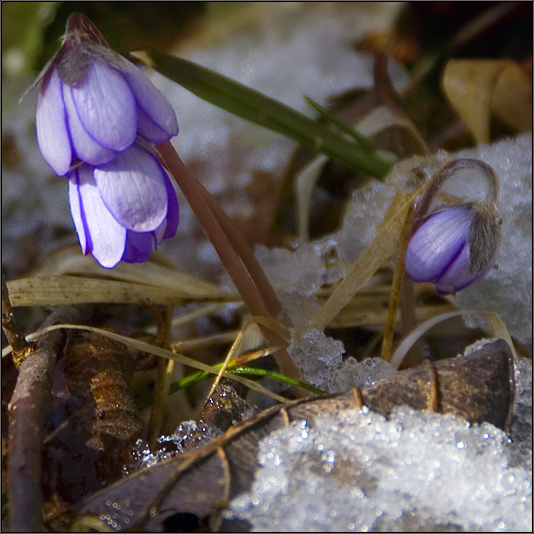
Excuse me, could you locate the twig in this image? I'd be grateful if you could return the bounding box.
[2,272,29,361]
[147,304,175,448]
[8,336,58,531]
[5,302,80,532]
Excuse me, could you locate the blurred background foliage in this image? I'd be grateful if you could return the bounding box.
[2,2,206,79]
[3,2,530,133]
[2,1,532,80]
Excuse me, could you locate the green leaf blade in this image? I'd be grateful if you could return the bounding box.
[146,51,392,178]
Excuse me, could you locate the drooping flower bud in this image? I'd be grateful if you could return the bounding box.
[405,159,501,295]
[27,13,180,268]
[33,13,178,176]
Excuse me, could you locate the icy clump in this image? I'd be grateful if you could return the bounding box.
[287,329,345,389]
[326,357,397,394]
[158,420,220,454]
[226,406,532,532]
[253,243,332,296]
[132,439,175,470]
[220,242,336,297]
[131,421,221,471]
[277,292,323,330]
[221,240,343,327]
[328,133,533,343]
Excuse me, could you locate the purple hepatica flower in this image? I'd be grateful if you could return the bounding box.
[68,142,179,268]
[34,13,178,176]
[405,204,500,295]
[28,13,181,267]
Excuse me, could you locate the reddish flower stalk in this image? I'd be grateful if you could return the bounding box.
[157,141,305,389]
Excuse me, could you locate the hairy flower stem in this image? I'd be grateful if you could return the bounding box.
[157,142,305,390]
[413,158,499,227]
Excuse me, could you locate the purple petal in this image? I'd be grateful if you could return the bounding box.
[71,61,137,152]
[435,245,494,294]
[153,174,179,245]
[36,69,72,175]
[137,106,177,144]
[63,83,117,166]
[76,163,127,268]
[153,223,166,247]
[94,144,168,232]
[68,168,91,254]
[162,174,179,240]
[122,232,153,263]
[120,60,178,141]
[405,207,475,282]
[434,245,474,294]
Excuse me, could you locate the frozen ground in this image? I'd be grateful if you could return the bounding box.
[229,127,532,531]
[225,352,532,532]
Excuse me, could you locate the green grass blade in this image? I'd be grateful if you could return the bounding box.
[303,95,397,165]
[228,367,326,396]
[136,365,325,410]
[146,51,392,178]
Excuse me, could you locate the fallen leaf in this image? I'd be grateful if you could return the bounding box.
[42,331,144,507]
[441,59,532,144]
[57,339,514,532]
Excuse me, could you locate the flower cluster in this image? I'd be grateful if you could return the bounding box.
[32,13,179,267]
[405,159,501,295]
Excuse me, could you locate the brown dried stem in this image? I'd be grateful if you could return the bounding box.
[397,205,423,369]
[381,204,414,362]
[2,271,29,360]
[148,304,175,448]
[8,337,58,532]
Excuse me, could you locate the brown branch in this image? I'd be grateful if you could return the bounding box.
[6,306,80,532]
[8,336,58,532]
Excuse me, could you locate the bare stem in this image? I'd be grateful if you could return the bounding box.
[156,142,305,389]
[8,338,58,532]
[148,305,175,448]
[381,205,414,362]
[398,274,423,369]
[398,207,423,369]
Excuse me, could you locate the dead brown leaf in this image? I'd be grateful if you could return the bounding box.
[55,338,514,532]
[441,59,532,144]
